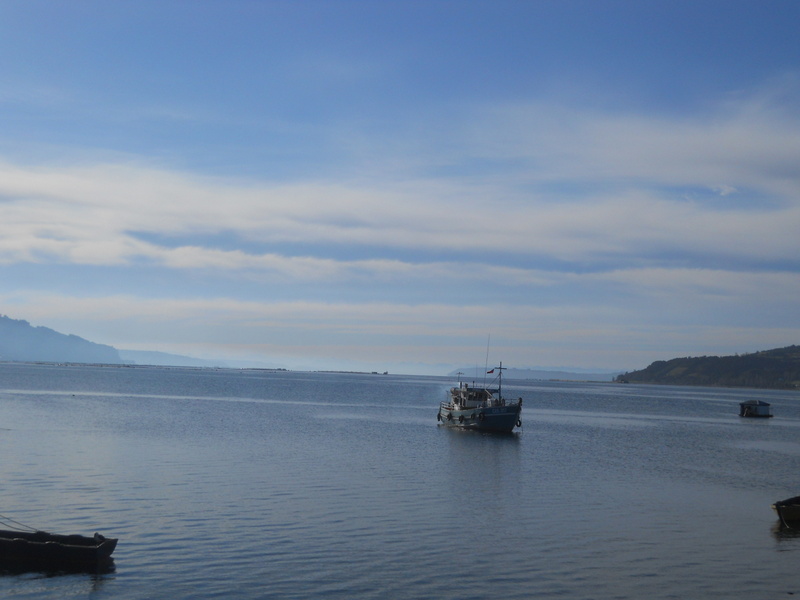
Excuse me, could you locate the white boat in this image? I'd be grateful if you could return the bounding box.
[437,363,523,433]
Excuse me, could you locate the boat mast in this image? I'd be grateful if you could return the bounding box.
[497,362,506,401]
[483,334,491,388]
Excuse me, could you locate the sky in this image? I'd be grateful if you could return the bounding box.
[1,1,799,375]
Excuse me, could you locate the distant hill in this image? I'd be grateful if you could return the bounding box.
[449,366,619,382]
[616,346,800,389]
[118,349,229,368]
[0,315,122,364]
[0,314,272,369]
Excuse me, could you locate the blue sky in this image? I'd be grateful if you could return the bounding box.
[1,1,799,375]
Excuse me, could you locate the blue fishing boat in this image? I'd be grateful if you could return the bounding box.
[437,363,523,433]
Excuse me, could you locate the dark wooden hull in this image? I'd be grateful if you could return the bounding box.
[0,529,117,567]
[773,496,800,526]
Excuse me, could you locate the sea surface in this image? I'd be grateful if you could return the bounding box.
[1,362,799,599]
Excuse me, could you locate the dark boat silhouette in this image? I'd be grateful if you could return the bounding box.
[0,529,117,568]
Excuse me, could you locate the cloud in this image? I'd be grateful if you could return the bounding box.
[1,136,798,279]
[472,84,800,199]
[711,184,737,197]
[1,81,799,371]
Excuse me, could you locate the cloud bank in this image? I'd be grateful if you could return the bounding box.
[1,17,799,373]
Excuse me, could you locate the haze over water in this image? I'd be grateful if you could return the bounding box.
[1,362,799,599]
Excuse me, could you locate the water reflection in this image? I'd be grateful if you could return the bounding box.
[441,426,522,512]
[772,521,800,541]
[0,557,115,597]
[4,365,800,599]
[0,558,115,577]
[440,424,522,442]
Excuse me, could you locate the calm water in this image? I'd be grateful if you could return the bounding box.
[1,362,799,599]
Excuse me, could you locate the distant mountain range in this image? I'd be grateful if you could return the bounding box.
[8,314,795,388]
[0,315,122,364]
[449,366,620,382]
[616,346,800,389]
[0,315,224,367]
[117,349,229,368]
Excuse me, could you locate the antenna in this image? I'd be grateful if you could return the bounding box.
[497,361,506,400]
[483,333,491,387]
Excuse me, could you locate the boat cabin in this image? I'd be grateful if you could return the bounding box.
[739,399,773,418]
[450,382,498,409]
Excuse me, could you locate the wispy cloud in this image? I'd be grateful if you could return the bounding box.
[2,82,799,274]
[2,56,799,371]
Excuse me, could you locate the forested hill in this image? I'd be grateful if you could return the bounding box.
[616,346,800,389]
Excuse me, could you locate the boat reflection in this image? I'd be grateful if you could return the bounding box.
[0,557,115,577]
[771,521,800,541]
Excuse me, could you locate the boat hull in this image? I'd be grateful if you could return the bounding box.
[0,530,117,567]
[437,404,522,433]
[739,400,772,418]
[773,496,800,526]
